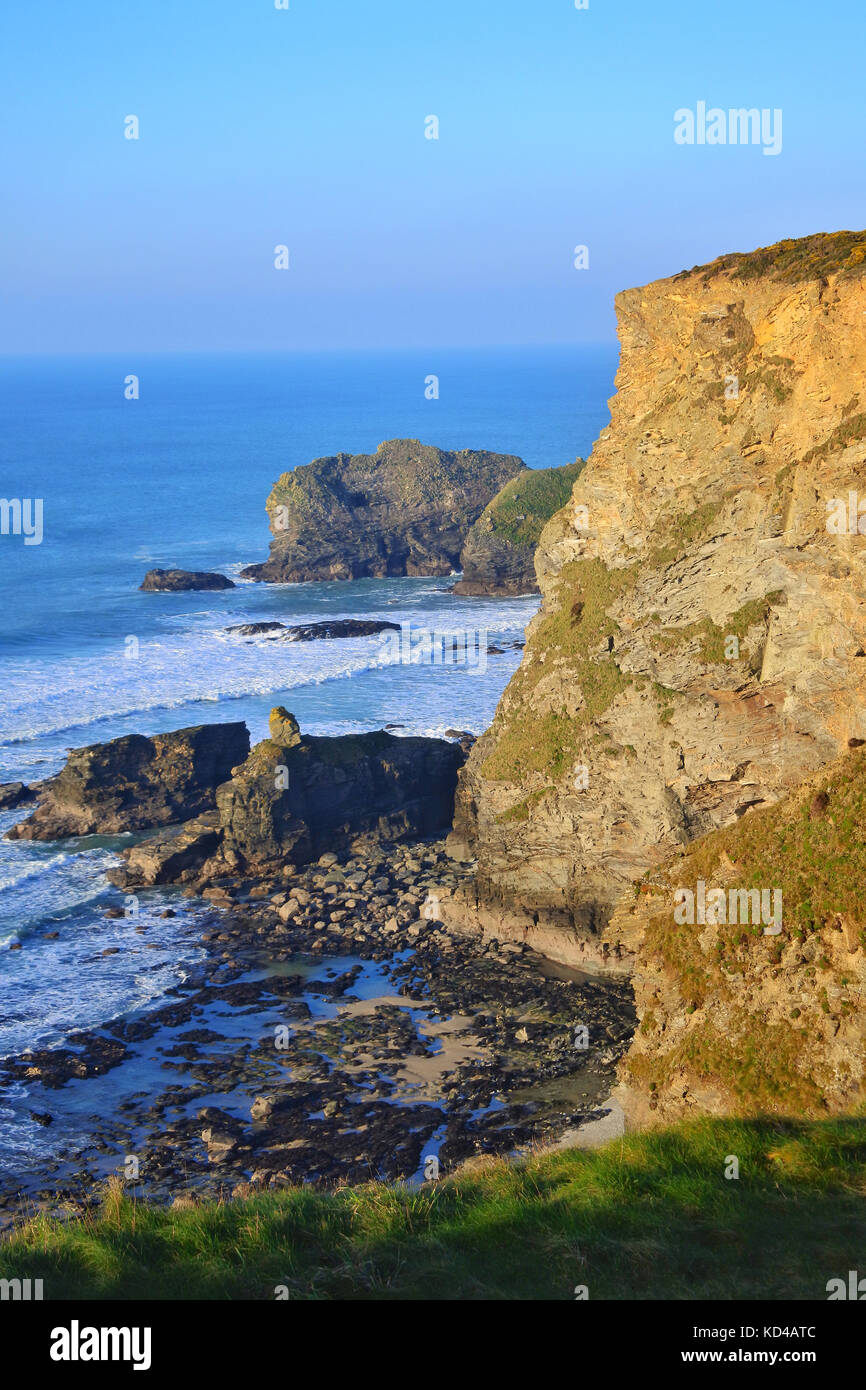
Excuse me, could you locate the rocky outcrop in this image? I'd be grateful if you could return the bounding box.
[7,723,250,841]
[215,721,465,871]
[612,749,866,1123]
[141,569,235,591]
[452,461,584,596]
[444,229,866,970]
[0,783,33,810]
[240,439,525,583]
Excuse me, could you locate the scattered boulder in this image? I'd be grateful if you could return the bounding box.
[7,723,250,841]
[140,569,235,592]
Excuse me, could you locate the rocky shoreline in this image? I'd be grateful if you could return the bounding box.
[0,835,634,1225]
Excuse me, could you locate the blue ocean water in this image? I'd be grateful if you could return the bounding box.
[0,345,616,1065]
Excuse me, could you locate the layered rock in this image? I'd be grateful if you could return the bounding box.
[240,439,525,583]
[7,723,250,840]
[140,569,235,591]
[445,230,866,970]
[452,461,584,596]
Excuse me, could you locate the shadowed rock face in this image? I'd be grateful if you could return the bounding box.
[140,569,235,591]
[215,728,465,869]
[444,231,866,970]
[6,723,250,840]
[240,439,525,583]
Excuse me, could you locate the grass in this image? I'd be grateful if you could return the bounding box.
[2,1117,864,1300]
[482,559,634,781]
[485,461,585,548]
[624,749,866,1112]
[649,592,784,669]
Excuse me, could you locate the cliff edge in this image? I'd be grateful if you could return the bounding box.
[445,230,866,974]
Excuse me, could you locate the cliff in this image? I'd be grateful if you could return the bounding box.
[613,748,866,1122]
[240,439,525,583]
[451,461,584,596]
[445,229,866,973]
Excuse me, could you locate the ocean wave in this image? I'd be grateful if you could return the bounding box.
[0,599,533,747]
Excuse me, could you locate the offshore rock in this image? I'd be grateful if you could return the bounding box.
[452,461,584,596]
[7,723,250,841]
[240,439,525,582]
[140,568,235,591]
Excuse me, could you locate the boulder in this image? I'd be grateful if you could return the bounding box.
[268,707,301,746]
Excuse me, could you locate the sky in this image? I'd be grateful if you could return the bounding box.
[1,0,864,353]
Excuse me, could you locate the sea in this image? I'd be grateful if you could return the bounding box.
[0,345,616,1181]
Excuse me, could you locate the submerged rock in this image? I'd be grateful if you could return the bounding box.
[281,619,400,641]
[140,569,235,592]
[7,722,250,841]
[240,438,525,583]
[225,621,286,636]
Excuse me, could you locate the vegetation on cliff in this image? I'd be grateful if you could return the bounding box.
[619,750,866,1117]
[452,460,585,596]
[680,228,866,284]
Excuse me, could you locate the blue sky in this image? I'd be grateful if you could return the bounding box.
[1,0,864,352]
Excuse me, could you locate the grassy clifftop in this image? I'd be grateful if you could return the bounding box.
[2,1116,864,1299]
[679,228,866,284]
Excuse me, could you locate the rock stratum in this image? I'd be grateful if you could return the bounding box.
[445,229,866,1008]
[452,461,585,596]
[240,439,525,582]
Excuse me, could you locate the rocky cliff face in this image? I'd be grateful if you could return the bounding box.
[445,230,866,972]
[241,439,525,583]
[452,461,584,596]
